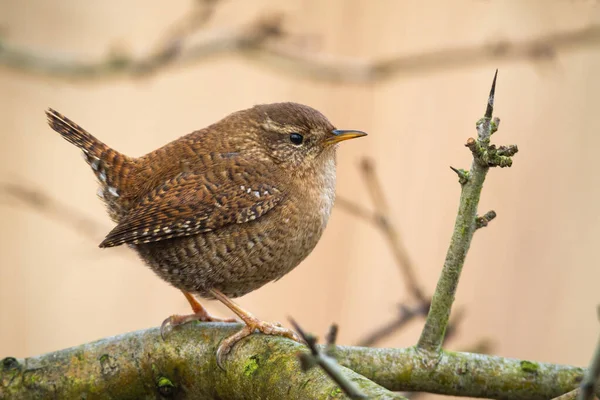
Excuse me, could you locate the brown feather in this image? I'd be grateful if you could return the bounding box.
[100,170,283,247]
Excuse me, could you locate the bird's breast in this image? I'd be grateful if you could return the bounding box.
[289,155,337,237]
[315,157,337,228]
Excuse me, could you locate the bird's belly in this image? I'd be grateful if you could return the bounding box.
[132,211,325,298]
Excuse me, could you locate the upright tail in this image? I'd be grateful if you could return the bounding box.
[46,108,110,158]
[46,108,134,199]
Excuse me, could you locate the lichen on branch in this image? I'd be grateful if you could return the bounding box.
[0,324,402,400]
[1,324,593,400]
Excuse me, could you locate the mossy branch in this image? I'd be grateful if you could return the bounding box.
[554,388,581,400]
[335,346,592,400]
[1,324,595,400]
[0,324,402,400]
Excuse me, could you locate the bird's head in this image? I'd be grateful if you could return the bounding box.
[226,102,366,174]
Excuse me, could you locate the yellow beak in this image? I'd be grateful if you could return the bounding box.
[324,129,368,145]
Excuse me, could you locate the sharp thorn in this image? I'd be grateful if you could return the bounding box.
[485,69,498,119]
[450,166,469,184]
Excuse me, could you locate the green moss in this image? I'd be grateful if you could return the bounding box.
[490,120,499,134]
[396,358,414,383]
[23,371,41,386]
[156,376,176,396]
[329,386,343,398]
[520,360,539,374]
[244,355,260,377]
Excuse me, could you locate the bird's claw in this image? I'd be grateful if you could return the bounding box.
[215,319,304,370]
[161,316,176,340]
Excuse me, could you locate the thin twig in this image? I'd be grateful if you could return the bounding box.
[359,159,426,302]
[337,159,435,347]
[475,210,497,229]
[357,303,429,347]
[289,319,370,400]
[417,70,518,352]
[335,196,377,225]
[578,306,600,400]
[337,159,431,347]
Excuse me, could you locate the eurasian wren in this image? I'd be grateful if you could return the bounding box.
[46,102,366,366]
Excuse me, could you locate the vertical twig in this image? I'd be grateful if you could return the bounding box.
[578,306,600,400]
[417,70,518,352]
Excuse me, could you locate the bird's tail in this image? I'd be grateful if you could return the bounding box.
[45,108,134,196]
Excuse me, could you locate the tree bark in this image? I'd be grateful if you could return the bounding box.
[2,323,595,400]
[0,323,402,400]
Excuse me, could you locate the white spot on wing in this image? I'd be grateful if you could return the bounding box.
[108,186,119,197]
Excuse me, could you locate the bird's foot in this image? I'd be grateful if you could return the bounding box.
[161,311,237,339]
[160,312,238,340]
[208,288,304,369]
[215,314,304,369]
[161,290,237,339]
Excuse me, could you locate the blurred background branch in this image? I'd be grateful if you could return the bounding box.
[337,159,474,350]
[0,182,108,242]
[1,1,600,82]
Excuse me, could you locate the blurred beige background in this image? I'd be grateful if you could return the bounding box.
[1,0,600,398]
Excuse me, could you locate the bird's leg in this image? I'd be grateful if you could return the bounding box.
[161,290,237,339]
[209,288,304,369]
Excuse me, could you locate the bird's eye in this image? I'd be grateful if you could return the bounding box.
[289,133,304,145]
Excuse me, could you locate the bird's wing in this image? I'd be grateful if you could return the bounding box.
[99,170,283,248]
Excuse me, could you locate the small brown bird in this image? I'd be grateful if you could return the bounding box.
[46,103,366,366]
